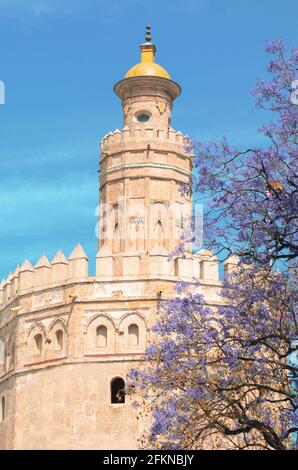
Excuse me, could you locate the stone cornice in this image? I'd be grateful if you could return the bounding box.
[100,161,191,178]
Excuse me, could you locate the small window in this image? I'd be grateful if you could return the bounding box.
[55,330,64,351]
[34,334,43,356]
[1,396,5,422]
[128,324,139,347]
[111,377,125,404]
[96,325,107,348]
[136,113,151,123]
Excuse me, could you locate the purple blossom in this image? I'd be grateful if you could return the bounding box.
[129,39,298,450]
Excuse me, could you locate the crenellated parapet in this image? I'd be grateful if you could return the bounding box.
[0,245,239,313]
[0,248,230,381]
[0,244,89,312]
[100,127,193,159]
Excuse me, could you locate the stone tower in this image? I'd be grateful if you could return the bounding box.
[0,27,223,450]
[97,25,192,279]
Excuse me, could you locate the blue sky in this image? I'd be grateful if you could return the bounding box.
[0,0,297,279]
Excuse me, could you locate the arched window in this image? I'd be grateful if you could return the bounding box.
[34,334,43,356]
[128,324,139,347]
[112,205,121,253]
[113,222,121,253]
[96,325,107,348]
[111,377,125,404]
[55,330,64,351]
[1,396,5,422]
[154,220,165,248]
[151,201,168,250]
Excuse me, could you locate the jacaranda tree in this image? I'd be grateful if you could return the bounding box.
[129,41,298,450]
[130,269,298,449]
[193,39,298,270]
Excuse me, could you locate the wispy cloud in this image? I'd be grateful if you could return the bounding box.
[0,0,88,18]
[0,0,206,22]
[0,0,138,29]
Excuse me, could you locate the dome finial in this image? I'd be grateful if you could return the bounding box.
[124,25,171,79]
[145,24,151,43]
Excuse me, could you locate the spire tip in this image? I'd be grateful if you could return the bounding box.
[145,24,151,42]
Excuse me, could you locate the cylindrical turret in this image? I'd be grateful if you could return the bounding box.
[97,27,193,279]
[114,25,180,132]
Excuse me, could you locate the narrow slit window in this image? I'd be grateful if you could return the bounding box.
[55,330,64,351]
[34,334,43,356]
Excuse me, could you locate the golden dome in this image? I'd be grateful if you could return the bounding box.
[125,25,170,79]
[126,62,170,79]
